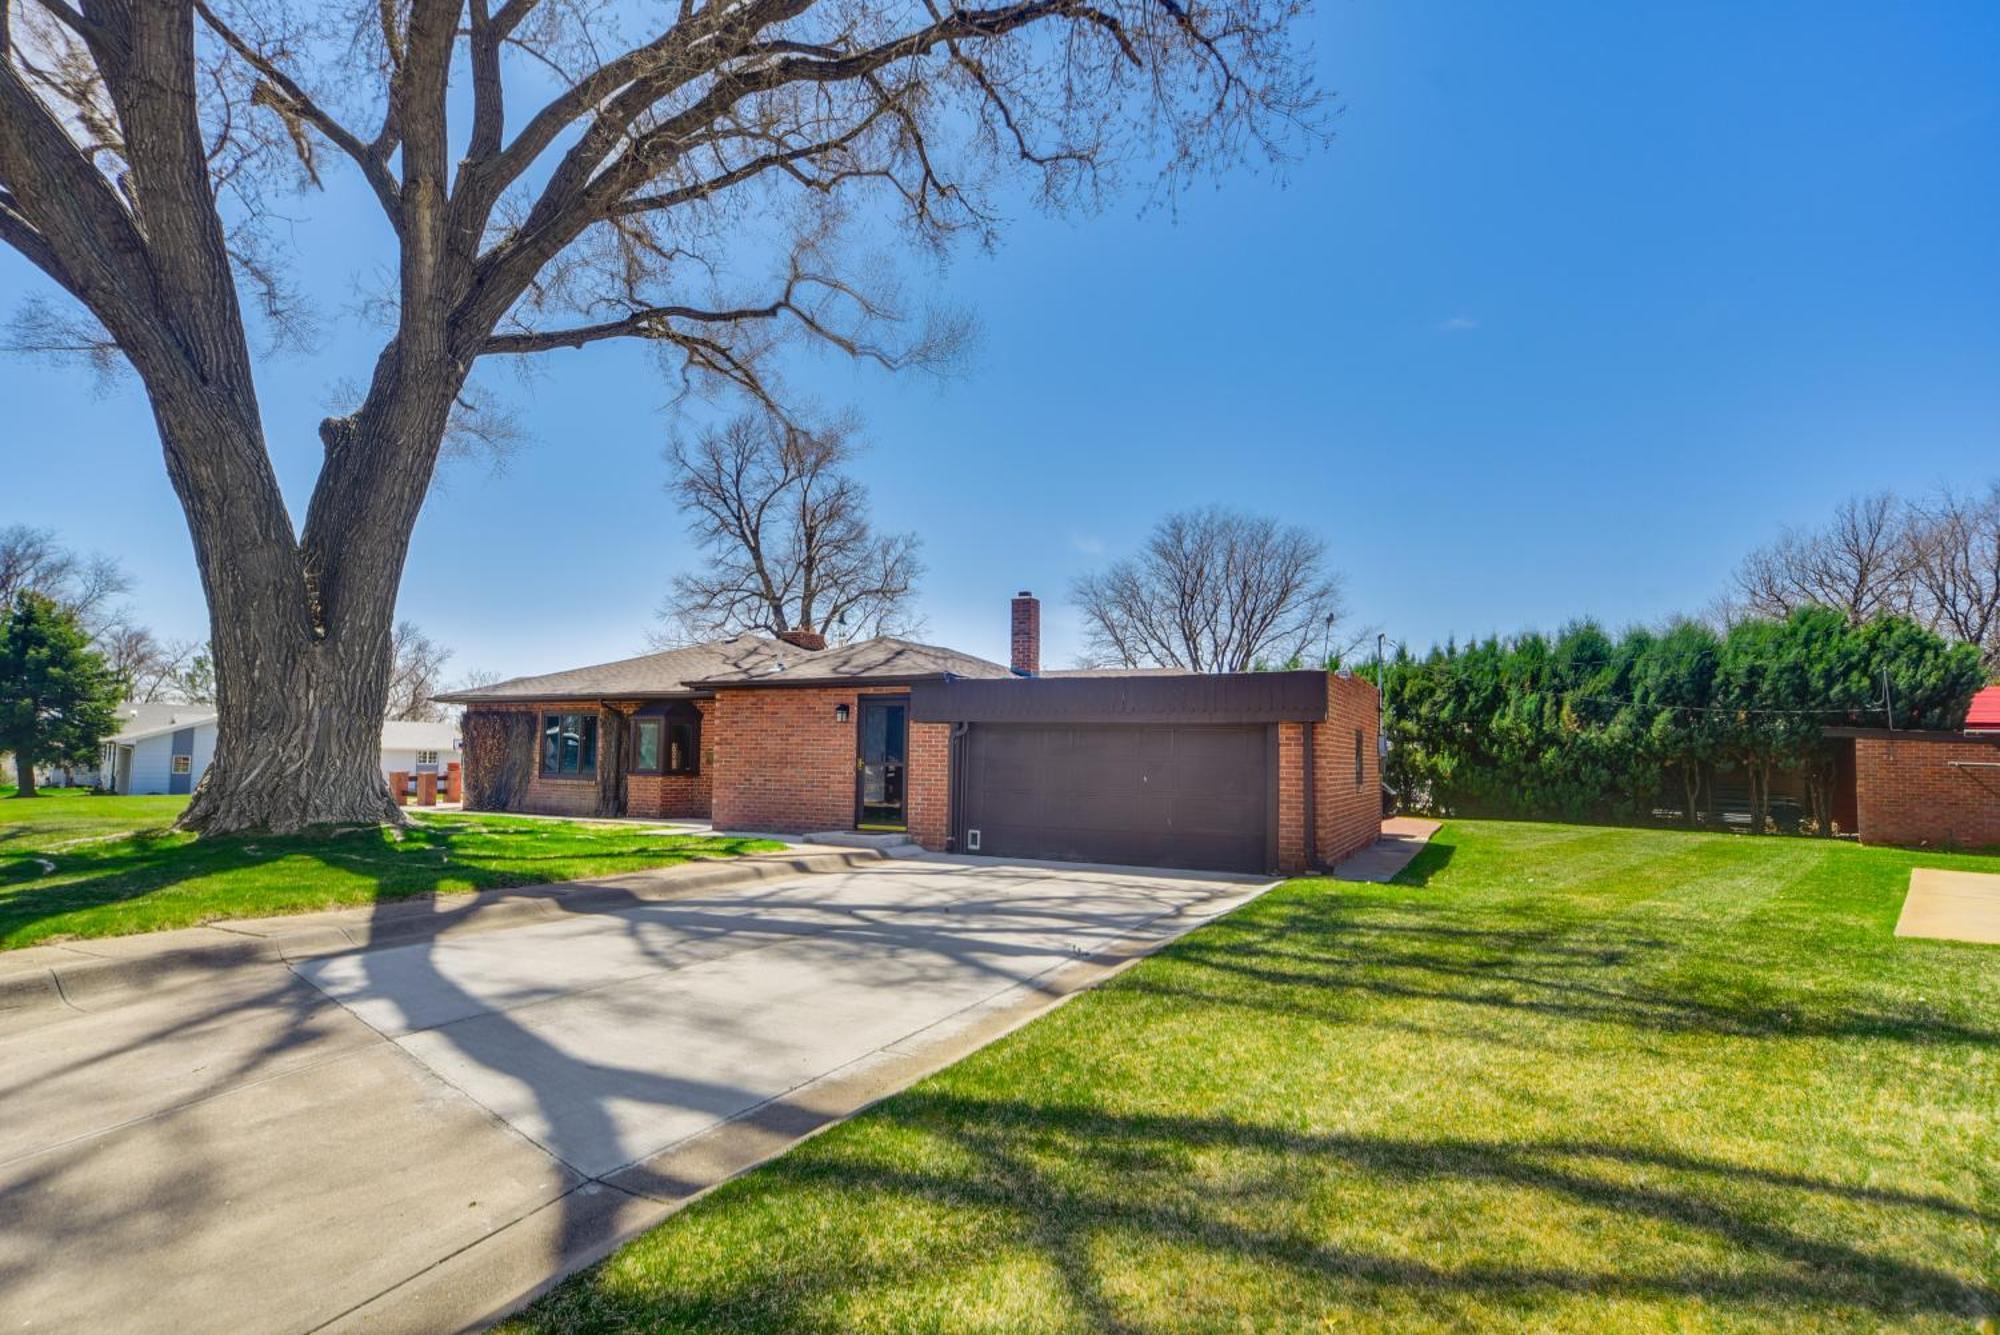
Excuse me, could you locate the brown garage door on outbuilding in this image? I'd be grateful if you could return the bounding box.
[957,723,1271,873]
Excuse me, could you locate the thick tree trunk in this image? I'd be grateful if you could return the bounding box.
[153,382,449,836]
[12,752,35,798]
[178,621,400,833]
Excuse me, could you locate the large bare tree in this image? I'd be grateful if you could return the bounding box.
[1073,505,1345,672]
[1904,483,2000,672]
[1730,492,1913,626]
[0,0,1319,833]
[659,413,920,643]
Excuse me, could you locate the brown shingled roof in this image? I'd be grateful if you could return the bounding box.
[435,633,1011,703]
[686,636,1013,688]
[435,633,792,703]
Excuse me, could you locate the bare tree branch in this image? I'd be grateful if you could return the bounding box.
[384,620,454,720]
[1074,507,1346,672]
[192,0,403,228]
[1731,492,1914,626]
[1905,483,2000,672]
[657,413,923,643]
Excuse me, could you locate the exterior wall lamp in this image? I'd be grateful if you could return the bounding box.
[834,704,850,723]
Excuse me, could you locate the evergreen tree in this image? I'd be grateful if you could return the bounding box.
[1377,608,1985,833]
[0,594,125,799]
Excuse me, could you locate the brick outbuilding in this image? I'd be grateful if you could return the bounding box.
[439,595,1381,875]
[1827,722,2000,850]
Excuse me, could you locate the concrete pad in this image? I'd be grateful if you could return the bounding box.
[1333,817,1442,883]
[0,1043,575,1334]
[351,861,1243,1178]
[323,1181,668,1335]
[1897,867,2000,945]
[326,884,1271,1333]
[0,972,373,1163]
[294,879,852,1035]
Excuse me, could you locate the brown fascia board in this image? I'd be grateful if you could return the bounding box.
[911,670,1333,725]
[1823,727,2000,744]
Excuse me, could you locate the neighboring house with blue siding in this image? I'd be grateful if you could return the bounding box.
[95,703,461,796]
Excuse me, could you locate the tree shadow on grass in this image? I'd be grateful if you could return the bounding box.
[529,1085,1997,1332]
[1389,838,1454,886]
[0,819,769,949]
[1157,892,2000,1051]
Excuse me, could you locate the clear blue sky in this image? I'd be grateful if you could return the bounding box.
[3,1,1996,680]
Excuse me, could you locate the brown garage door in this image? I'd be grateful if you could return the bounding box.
[958,723,1271,872]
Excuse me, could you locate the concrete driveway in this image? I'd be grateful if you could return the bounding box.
[0,857,1268,1333]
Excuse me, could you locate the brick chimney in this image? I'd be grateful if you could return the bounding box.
[1009,591,1040,676]
[775,628,827,651]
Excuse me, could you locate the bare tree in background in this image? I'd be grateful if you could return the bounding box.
[98,622,208,702]
[3,527,220,701]
[384,622,452,722]
[1904,483,2000,672]
[0,0,1319,833]
[1074,507,1346,672]
[659,414,921,644]
[0,524,128,627]
[1730,492,1914,626]
[449,667,502,696]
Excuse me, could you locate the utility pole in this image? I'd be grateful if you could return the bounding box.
[1377,632,1390,749]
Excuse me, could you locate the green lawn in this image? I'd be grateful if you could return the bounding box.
[0,786,781,949]
[514,821,2000,1333]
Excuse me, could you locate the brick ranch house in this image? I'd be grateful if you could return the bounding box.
[437,593,1382,875]
[1825,683,2000,850]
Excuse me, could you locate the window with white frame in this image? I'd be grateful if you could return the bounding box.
[415,750,439,766]
[172,755,192,775]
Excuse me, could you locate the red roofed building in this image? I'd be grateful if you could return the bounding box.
[1825,681,2000,848]
[1966,684,2000,733]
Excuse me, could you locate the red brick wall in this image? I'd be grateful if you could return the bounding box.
[460,700,714,820]
[623,700,714,820]
[1277,723,1307,872]
[1232,674,1381,875]
[1854,735,2000,849]
[906,717,950,850]
[1313,673,1382,867]
[709,685,949,849]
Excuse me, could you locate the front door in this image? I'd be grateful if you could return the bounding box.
[855,696,908,829]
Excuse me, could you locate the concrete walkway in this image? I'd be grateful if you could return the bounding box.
[0,846,879,1016]
[1331,816,1442,883]
[1896,867,2000,945]
[0,856,1269,1333]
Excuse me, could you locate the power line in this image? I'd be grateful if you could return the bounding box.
[1564,694,1873,718]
